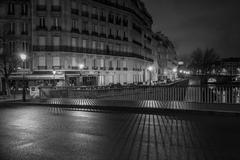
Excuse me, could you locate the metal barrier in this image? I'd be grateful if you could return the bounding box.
[39,85,240,104]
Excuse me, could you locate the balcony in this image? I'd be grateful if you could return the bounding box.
[132,40,142,47]
[52,66,62,70]
[100,16,106,21]
[37,5,47,11]
[108,67,114,70]
[83,66,89,70]
[108,34,114,39]
[21,31,28,35]
[123,67,128,71]
[81,11,89,17]
[82,30,89,35]
[38,66,47,70]
[91,14,98,20]
[108,18,114,24]
[33,46,154,62]
[115,36,121,40]
[99,33,107,38]
[91,31,99,37]
[72,66,79,70]
[71,9,79,15]
[100,67,106,70]
[116,67,121,71]
[51,5,61,12]
[36,26,48,31]
[71,28,80,34]
[123,37,128,41]
[123,20,128,27]
[7,31,15,35]
[51,26,62,31]
[92,66,98,70]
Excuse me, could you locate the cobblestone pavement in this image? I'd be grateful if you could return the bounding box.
[0,104,240,160]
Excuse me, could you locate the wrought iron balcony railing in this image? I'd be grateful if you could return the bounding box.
[33,46,154,62]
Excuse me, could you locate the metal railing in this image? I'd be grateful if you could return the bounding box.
[39,85,240,104]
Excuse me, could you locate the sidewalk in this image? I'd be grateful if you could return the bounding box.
[6,98,240,116]
[0,94,23,102]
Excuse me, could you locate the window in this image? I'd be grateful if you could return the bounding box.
[38,0,46,5]
[53,56,60,66]
[21,3,28,15]
[53,17,59,27]
[100,25,105,34]
[92,7,97,15]
[8,3,15,15]
[117,60,120,68]
[92,41,97,49]
[82,39,87,48]
[71,38,77,47]
[92,24,98,32]
[82,4,87,12]
[22,22,28,34]
[39,17,46,27]
[72,57,77,66]
[82,22,88,31]
[71,0,77,9]
[10,22,15,34]
[53,36,60,46]
[39,36,46,46]
[22,41,28,51]
[109,61,112,68]
[39,56,46,66]
[93,59,97,67]
[52,0,60,6]
[72,19,78,29]
[123,60,127,68]
[100,42,104,50]
[100,59,105,67]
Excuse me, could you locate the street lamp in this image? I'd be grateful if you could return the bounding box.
[20,53,27,102]
[52,70,56,86]
[147,66,153,85]
[79,64,84,86]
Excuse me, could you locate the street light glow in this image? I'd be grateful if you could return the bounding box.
[52,70,56,75]
[148,66,153,71]
[173,68,177,73]
[79,64,84,69]
[20,53,27,61]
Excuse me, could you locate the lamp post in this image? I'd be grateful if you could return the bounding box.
[20,53,27,102]
[79,64,84,86]
[147,66,153,86]
[52,70,56,86]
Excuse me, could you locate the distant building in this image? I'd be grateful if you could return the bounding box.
[216,58,240,76]
[0,0,175,87]
[153,32,178,80]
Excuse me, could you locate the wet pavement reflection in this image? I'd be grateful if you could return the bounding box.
[0,105,240,160]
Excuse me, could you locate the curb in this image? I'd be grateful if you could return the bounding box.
[4,101,240,117]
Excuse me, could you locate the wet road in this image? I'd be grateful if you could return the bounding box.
[0,104,240,160]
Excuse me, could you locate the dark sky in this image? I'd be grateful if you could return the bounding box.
[143,0,240,58]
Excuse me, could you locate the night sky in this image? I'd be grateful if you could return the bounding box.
[143,0,240,59]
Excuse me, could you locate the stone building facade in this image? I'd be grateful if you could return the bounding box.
[0,0,176,87]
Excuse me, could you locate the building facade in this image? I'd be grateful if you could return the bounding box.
[0,0,176,87]
[153,32,178,81]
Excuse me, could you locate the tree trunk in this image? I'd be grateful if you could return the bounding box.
[4,78,10,96]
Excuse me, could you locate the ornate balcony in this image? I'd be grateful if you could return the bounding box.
[51,5,61,12]
[33,46,154,62]
[71,9,79,15]
[92,66,98,70]
[37,5,47,11]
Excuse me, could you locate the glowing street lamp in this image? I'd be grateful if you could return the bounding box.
[172,68,177,73]
[53,70,56,86]
[79,64,84,70]
[147,66,154,85]
[19,53,27,102]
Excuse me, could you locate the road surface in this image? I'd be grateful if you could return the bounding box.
[0,104,240,160]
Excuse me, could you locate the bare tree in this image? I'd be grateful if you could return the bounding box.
[189,48,219,75]
[0,37,21,95]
